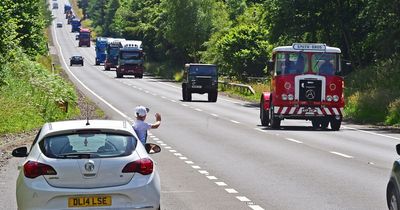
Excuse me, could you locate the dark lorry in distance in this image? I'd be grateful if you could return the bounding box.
[182,63,218,102]
[104,38,125,70]
[116,40,145,78]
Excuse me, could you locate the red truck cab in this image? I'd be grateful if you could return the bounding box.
[78,28,91,47]
[260,43,347,130]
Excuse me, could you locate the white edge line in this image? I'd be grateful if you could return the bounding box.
[342,125,400,141]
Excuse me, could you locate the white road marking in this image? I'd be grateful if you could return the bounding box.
[160,143,167,146]
[206,176,217,180]
[170,99,177,103]
[185,161,194,164]
[156,140,163,143]
[219,98,243,104]
[343,125,400,141]
[248,205,265,210]
[179,157,188,160]
[225,188,238,194]
[174,153,182,156]
[152,80,180,89]
[169,150,177,152]
[330,151,353,158]
[236,196,251,202]
[230,120,240,124]
[164,146,171,149]
[254,128,267,133]
[195,108,203,112]
[198,170,209,175]
[215,182,227,186]
[161,96,166,99]
[285,138,303,144]
[211,113,219,117]
[192,165,201,169]
[153,137,160,140]
[181,104,189,107]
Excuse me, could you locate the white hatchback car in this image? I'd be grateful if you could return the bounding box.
[12,120,161,210]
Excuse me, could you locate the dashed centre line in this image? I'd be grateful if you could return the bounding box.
[215,182,228,186]
[230,120,240,124]
[225,188,238,194]
[236,196,251,202]
[330,151,353,158]
[285,138,303,144]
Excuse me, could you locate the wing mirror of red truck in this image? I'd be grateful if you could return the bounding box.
[266,60,274,75]
[338,61,353,76]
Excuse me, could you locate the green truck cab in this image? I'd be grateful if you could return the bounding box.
[182,63,218,102]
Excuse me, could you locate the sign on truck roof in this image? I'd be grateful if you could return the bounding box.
[107,38,125,44]
[121,40,142,50]
[273,43,341,53]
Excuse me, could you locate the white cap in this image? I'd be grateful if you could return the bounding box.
[135,105,149,117]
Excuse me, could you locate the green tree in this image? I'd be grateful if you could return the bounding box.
[215,24,271,78]
[13,0,48,57]
[103,0,120,36]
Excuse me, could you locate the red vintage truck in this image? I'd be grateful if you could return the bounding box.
[260,43,350,130]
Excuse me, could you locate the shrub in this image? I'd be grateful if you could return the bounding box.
[386,98,400,126]
[345,89,394,123]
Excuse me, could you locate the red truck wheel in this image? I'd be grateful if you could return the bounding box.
[260,99,269,126]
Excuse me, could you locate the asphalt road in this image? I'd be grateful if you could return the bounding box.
[2,2,400,210]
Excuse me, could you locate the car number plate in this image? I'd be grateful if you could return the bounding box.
[192,85,202,88]
[302,107,317,115]
[68,195,112,207]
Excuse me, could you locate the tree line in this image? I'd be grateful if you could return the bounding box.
[78,0,399,79]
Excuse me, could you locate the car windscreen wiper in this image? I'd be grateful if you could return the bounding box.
[56,152,100,159]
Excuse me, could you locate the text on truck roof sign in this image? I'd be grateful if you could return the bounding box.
[292,43,326,51]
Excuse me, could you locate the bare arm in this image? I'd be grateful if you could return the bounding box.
[151,113,161,129]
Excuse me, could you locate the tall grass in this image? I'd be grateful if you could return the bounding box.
[0,53,79,134]
[344,54,400,125]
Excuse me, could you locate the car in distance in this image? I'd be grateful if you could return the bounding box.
[12,119,161,210]
[56,22,62,28]
[182,63,218,102]
[387,144,400,210]
[70,55,84,66]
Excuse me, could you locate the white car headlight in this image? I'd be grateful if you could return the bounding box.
[288,94,294,101]
[333,95,339,102]
[326,95,333,102]
[282,94,288,101]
